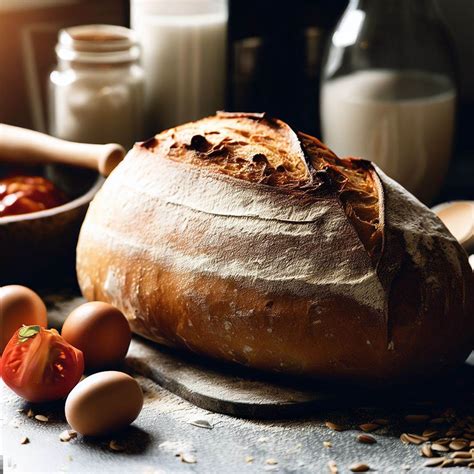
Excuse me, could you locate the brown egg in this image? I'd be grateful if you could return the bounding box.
[65,371,143,436]
[0,285,47,353]
[61,301,131,370]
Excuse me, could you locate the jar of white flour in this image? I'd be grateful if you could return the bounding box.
[49,24,144,149]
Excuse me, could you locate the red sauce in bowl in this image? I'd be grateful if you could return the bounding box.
[0,176,67,217]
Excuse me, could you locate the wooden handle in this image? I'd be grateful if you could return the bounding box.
[0,124,126,176]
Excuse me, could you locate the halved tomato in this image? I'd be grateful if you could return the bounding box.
[1,325,84,402]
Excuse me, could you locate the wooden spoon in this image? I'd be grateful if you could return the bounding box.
[432,201,474,252]
[0,124,126,176]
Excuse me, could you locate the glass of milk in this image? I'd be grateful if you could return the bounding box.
[131,0,228,134]
[320,0,457,204]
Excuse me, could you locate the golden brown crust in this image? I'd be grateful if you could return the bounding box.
[76,114,474,382]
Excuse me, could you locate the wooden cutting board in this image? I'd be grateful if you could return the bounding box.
[45,289,474,419]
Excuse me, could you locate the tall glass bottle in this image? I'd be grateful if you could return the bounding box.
[320,0,457,203]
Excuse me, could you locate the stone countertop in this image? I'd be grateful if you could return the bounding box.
[2,349,473,474]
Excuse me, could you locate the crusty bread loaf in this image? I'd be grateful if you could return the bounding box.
[76,112,474,382]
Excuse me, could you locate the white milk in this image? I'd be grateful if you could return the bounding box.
[321,70,456,203]
[131,8,227,132]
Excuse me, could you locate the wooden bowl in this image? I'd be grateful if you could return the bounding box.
[0,165,102,286]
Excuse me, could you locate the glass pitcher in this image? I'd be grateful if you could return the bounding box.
[320,0,457,204]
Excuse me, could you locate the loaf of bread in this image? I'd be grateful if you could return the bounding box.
[76,112,473,382]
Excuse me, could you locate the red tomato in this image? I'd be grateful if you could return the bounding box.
[1,325,84,402]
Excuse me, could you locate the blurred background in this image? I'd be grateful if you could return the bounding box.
[0,0,473,204]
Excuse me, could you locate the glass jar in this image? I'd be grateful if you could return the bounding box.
[320,0,457,204]
[131,0,228,133]
[49,24,145,150]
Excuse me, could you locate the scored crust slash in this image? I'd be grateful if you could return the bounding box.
[76,112,474,382]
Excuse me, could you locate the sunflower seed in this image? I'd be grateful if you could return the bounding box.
[349,462,370,472]
[441,459,455,468]
[26,409,34,418]
[327,460,338,473]
[245,456,254,463]
[421,444,433,457]
[359,423,379,433]
[357,434,377,444]
[422,429,439,439]
[109,440,124,452]
[423,457,445,467]
[469,462,474,468]
[20,436,29,445]
[432,443,450,453]
[449,440,468,451]
[189,419,213,430]
[446,430,462,437]
[405,415,430,423]
[451,452,474,459]
[325,422,345,432]
[434,438,451,446]
[453,458,473,466]
[34,415,48,422]
[266,459,278,465]
[323,441,333,448]
[180,453,196,464]
[401,433,428,445]
[59,430,77,442]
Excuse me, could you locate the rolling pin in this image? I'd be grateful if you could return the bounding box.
[0,124,126,177]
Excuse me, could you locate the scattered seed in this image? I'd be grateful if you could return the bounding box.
[59,430,77,442]
[424,457,445,467]
[189,419,213,430]
[26,409,34,418]
[404,415,430,423]
[449,440,468,451]
[266,459,278,465]
[451,452,473,459]
[434,438,451,446]
[465,433,474,440]
[349,462,370,472]
[34,415,48,422]
[357,434,377,445]
[180,453,197,464]
[470,441,474,448]
[401,465,411,470]
[109,440,124,452]
[422,429,439,439]
[372,419,389,426]
[441,459,455,468]
[323,441,333,448]
[325,421,345,432]
[20,436,29,445]
[453,458,473,467]
[446,430,462,437]
[245,456,254,464]
[327,460,338,473]
[401,433,428,445]
[431,443,450,453]
[421,444,433,458]
[468,462,474,468]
